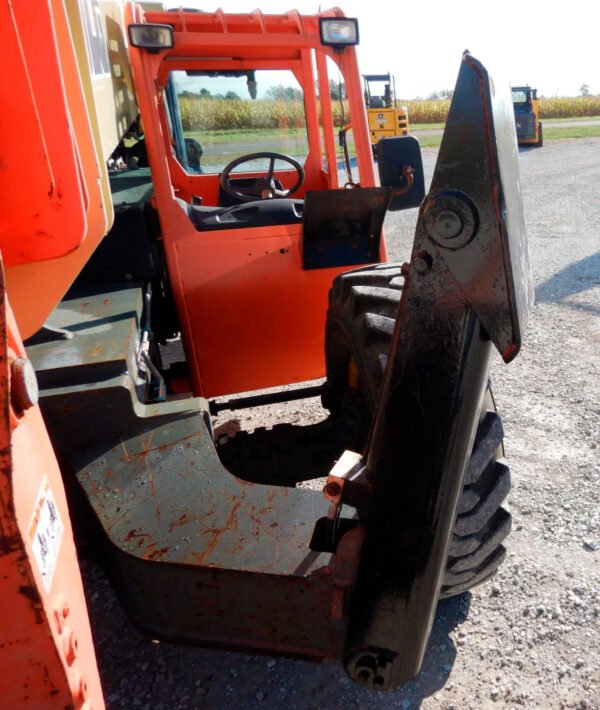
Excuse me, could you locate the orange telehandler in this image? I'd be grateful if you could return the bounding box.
[0,2,532,705]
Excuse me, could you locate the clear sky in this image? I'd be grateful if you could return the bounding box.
[166,1,599,99]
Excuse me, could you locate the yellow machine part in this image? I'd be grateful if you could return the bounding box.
[367,107,409,145]
[517,96,542,145]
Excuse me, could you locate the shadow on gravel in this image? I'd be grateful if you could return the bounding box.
[214,412,367,487]
[382,592,472,707]
[536,251,600,314]
[82,557,472,709]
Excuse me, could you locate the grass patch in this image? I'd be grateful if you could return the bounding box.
[543,116,600,123]
[412,134,443,149]
[410,122,446,131]
[408,123,600,150]
[542,124,600,140]
[186,127,305,144]
[184,119,600,160]
[411,117,600,132]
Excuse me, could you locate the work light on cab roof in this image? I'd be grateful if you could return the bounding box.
[128,23,173,51]
[319,17,359,46]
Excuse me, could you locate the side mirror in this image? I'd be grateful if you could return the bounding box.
[378,136,425,211]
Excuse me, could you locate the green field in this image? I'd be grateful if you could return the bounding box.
[411,121,600,149]
[538,123,600,141]
[187,120,600,159]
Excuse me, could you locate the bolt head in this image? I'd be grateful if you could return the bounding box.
[324,481,342,498]
[11,358,39,413]
[413,251,433,275]
[433,209,463,239]
[423,190,478,250]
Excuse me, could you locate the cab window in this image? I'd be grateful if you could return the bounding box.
[167,69,309,175]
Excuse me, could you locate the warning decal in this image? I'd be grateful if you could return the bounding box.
[29,477,64,593]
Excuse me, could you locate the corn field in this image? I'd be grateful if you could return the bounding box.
[180,97,311,130]
[179,95,600,130]
[537,96,600,118]
[401,96,600,123]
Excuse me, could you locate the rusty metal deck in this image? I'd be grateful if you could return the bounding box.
[27,286,362,659]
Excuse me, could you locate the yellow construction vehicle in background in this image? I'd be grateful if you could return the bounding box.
[363,73,409,156]
[512,85,543,147]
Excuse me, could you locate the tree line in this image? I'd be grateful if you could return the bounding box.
[178,80,346,101]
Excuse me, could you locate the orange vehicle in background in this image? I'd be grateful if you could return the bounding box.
[0,1,531,704]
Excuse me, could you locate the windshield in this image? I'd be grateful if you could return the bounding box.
[366,79,392,108]
[167,69,309,175]
[512,89,530,104]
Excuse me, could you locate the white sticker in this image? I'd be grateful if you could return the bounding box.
[79,0,110,78]
[29,477,64,593]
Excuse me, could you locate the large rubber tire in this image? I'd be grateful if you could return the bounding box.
[324,263,511,598]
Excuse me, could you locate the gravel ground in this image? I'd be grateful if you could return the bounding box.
[83,138,600,709]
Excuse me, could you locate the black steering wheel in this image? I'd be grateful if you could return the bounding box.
[220,152,304,202]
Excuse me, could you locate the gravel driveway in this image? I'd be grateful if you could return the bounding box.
[84,138,600,710]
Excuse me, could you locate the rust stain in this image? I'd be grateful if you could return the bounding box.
[145,546,170,560]
[141,431,155,452]
[258,488,277,517]
[125,529,151,542]
[134,432,199,457]
[168,512,194,533]
[196,500,242,565]
[135,431,157,495]
[124,449,144,481]
[155,504,161,521]
[249,510,262,534]
[200,506,216,520]
[120,439,132,464]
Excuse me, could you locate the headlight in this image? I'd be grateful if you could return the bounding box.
[319,18,359,47]
[128,24,174,51]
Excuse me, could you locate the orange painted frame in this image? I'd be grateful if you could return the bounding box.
[128,6,385,397]
[1,0,111,340]
[0,264,104,708]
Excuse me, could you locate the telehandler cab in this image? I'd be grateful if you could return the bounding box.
[0,3,532,705]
